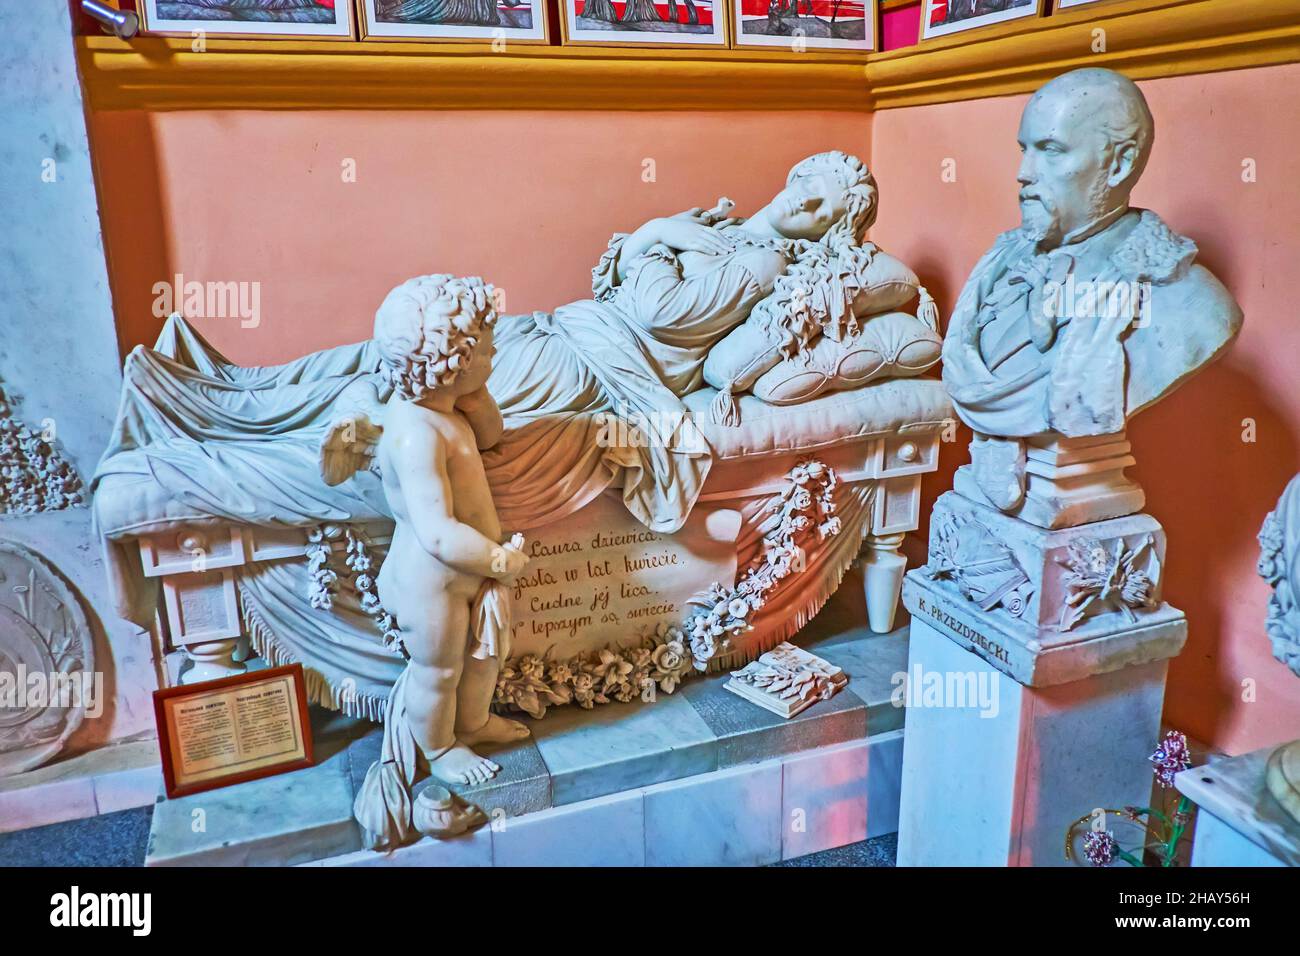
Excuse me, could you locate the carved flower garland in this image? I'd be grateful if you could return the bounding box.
[305,459,839,721]
[493,458,840,719]
[307,525,404,656]
[0,380,82,515]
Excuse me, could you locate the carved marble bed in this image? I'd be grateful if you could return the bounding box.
[93,320,951,718]
[93,151,956,721]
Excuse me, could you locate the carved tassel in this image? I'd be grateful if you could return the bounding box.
[710,382,741,427]
[916,286,941,333]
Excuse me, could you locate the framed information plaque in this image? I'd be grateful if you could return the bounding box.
[153,664,314,799]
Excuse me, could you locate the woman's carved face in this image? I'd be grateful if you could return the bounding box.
[763,172,848,241]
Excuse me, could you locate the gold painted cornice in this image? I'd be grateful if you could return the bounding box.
[74,36,871,112]
[75,0,1300,113]
[865,0,1300,110]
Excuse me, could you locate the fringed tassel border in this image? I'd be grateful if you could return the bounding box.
[238,585,390,723]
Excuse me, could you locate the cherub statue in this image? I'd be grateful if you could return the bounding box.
[333,274,531,847]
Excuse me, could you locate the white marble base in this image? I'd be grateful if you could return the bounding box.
[305,731,902,867]
[896,618,1168,866]
[955,432,1145,530]
[1177,746,1300,867]
[0,739,161,834]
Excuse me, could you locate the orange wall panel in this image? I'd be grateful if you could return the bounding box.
[871,63,1300,755]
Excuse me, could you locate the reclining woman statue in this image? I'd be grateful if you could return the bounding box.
[479,149,882,535]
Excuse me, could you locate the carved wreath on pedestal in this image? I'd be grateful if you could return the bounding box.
[0,542,95,776]
[1056,534,1158,632]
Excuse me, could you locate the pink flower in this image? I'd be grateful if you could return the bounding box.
[1082,830,1119,867]
[1150,730,1191,789]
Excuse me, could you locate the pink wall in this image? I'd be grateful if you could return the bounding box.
[871,63,1300,755]
[88,64,1300,756]
[90,110,872,364]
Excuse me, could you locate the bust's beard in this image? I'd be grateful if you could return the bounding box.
[1019,199,1060,247]
[1021,177,1118,249]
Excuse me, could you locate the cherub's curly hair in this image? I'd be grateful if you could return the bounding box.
[373,274,498,402]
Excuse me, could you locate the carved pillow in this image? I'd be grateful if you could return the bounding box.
[702,321,788,397]
[702,248,923,396]
[751,311,941,406]
[844,248,922,320]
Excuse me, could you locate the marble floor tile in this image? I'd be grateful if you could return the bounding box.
[146,741,360,867]
[491,788,644,866]
[532,694,717,805]
[0,776,98,834]
[817,633,909,733]
[781,739,869,860]
[644,760,782,867]
[313,824,494,868]
[459,737,553,820]
[682,677,867,768]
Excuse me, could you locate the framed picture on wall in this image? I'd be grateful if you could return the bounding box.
[560,0,728,47]
[733,0,876,52]
[359,0,550,42]
[918,0,1044,41]
[138,0,355,39]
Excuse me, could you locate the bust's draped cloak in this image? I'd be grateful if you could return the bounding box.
[941,209,1239,441]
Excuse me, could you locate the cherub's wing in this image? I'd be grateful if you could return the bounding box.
[319,381,386,487]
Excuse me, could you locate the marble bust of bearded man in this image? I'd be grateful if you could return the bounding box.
[941,67,1243,512]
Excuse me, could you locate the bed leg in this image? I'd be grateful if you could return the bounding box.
[863,532,907,634]
[181,638,246,685]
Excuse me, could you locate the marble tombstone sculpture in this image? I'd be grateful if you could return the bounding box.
[1258,476,1300,825]
[92,151,954,846]
[898,68,1243,866]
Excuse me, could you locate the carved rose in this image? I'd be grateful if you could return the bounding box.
[651,640,691,693]
[518,655,546,681]
[571,670,598,709]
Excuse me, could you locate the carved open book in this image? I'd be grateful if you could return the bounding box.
[725,642,848,719]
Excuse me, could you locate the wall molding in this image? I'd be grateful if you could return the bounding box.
[866,0,1300,110]
[74,37,872,112]
[75,0,1300,113]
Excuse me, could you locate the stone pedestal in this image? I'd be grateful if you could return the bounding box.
[896,489,1187,866]
[956,432,1145,530]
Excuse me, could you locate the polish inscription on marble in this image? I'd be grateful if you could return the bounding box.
[510,493,739,659]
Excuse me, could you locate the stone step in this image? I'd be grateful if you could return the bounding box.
[143,620,909,866]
